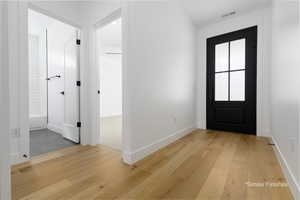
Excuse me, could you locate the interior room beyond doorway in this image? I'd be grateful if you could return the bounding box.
[28,9,80,157]
[97,17,122,150]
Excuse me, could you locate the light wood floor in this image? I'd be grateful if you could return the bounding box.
[12,130,294,200]
[100,116,122,150]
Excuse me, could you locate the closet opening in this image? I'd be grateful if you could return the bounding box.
[96,15,122,151]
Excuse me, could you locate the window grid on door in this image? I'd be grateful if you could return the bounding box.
[215,38,246,102]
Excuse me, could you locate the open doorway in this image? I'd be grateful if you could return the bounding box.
[28,9,81,157]
[96,16,122,150]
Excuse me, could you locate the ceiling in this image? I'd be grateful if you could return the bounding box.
[180,0,272,26]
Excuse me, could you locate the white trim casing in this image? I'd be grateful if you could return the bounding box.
[79,26,89,145]
[8,2,30,165]
[8,1,30,165]
[121,2,131,161]
[19,1,30,163]
[0,2,11,199]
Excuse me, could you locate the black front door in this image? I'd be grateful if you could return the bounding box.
[206,26,257,135]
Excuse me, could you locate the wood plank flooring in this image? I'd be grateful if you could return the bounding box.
[12,130,294,200]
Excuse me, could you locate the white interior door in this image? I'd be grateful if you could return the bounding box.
[63,31,80,143]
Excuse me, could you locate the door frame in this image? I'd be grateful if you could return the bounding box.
[62,30,81,143]
[26,5,82,159]
[93,8,123,150]
[206,26,257,134]
[0,2,11,199]
[197,13,272,137]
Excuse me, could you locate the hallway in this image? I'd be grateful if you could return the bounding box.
[12,130,293,200]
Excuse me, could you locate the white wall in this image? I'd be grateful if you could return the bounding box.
[28,34,47,130]
[270,0,300,198]
[8,1,29,165]
[196,7,272,137]
[28,35,41,117]
[97,19,122,118]
[0,2,11,199]
[99,47,122,117]
[28,9,48,130]
[122,1,196,163]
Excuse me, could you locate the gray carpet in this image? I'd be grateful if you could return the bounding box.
[30,129,77,157]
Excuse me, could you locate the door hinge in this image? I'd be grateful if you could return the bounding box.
[77,122,81,128]
[76,39,81,45]
[76,81,81,86]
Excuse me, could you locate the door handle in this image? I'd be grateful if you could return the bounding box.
[60,91,65,95]
[46,75,61,80]
[98,90,100,94]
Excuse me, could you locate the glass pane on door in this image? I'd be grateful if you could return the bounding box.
[230,39,246,70]
[230,71,245,101]
[215,73,228,101]
[215,42,229,72]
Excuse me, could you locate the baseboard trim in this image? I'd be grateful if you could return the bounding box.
[122,125,197,165]
[30,126,47,131]
[270,136,300,200]
[47,123,63,135]
[10,153,29,165]
[29,116,47,131]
